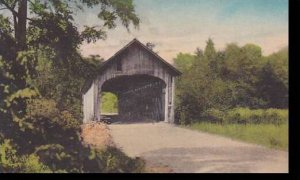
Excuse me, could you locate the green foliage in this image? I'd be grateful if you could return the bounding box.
[1,0,140,122]
[26,98,81,130]
[257,47,288,108]
[95,147,145,173]
[173,53,196,72]
[202,108,288,125]
[6,88,38,108]
[1,98,145,173]
[202,108,226,123]
[0,0,142,173]
[0,139,51,173]
[101,92,118,113]
[188,122,288,150]
[204,38,217,61]
[174,39,288,125]
[81,26,107,43]
[175,40,233,123]
[225,108,288,125]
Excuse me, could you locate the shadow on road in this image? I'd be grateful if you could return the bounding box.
[102,116,164,124]
[140,146,285,173]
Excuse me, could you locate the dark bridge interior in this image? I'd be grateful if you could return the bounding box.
[101,75,166,123]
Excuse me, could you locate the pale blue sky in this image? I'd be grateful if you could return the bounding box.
[78,0,288,63]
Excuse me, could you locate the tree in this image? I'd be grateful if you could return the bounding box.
[0,0,139,119]
[195,47,204,58]
[0,0,141,172]
[204,38,216,61]
[257,47,288,108]
[0,0,140,122]
[174,40,227,123]
[174,39,288,125]
[203,38,220,78]
[173,52,196,72]
[221,43,266,107]
[0,0,139,46]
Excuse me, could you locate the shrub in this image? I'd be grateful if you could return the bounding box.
[224,108,288,125]
[263,109,288,125]
[95,147,145,173]
[0,139,51,173]
[202,108,226,123]
[200,108,288,125]
[1,98,146,173]
[178,108,190,125]
[225,108,253,124]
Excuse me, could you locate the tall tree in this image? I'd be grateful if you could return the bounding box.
[203,38,220,78]
[0,0,141,172]
[0,0,140,118]
[257,47,288,108]
[204,38,216,61]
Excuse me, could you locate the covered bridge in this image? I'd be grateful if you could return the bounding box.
[82,38,181,123]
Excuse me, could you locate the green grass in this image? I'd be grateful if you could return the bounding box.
[187,122,288,150]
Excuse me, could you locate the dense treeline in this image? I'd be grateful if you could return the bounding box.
[174,39,288,124]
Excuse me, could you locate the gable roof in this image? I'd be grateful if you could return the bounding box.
[81,38,181,94]
[97,38,182,76]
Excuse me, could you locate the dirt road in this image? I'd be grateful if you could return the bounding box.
[109,122,288,173]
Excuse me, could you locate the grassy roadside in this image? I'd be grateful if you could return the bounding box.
[186,122,288,150]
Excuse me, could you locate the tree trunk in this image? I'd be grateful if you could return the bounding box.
[17,0,27,51]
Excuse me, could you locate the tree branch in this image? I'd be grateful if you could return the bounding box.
[13,13,18,40]
[26,17,35,22]
[0,0,19,16]
[28,0,35,6]
[11,0,17,8]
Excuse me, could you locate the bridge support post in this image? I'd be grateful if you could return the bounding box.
[83,79,99,123]
[95,82,100,121]
[164,84,169,123]
[170,76,175,123]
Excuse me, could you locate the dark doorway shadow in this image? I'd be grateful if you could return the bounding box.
[100,114,164,124]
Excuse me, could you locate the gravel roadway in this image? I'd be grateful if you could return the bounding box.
[109,122,288,173]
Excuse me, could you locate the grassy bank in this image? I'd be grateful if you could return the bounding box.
[187,122,288,150]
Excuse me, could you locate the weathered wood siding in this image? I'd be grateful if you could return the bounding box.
[83,82,96,123]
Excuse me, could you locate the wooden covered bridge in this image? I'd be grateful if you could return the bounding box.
[82,39,181,123]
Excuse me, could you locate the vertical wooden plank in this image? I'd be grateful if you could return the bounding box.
[93,79,99,121]
[164,77,169,122]
[170,76,175,123]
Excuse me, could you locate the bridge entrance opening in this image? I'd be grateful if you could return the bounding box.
[100,92,118,112]
[100,75,166,123]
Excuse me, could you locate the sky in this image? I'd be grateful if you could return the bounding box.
[77,0,288,63]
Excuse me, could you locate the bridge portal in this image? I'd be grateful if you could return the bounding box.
[81,39,181,123]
